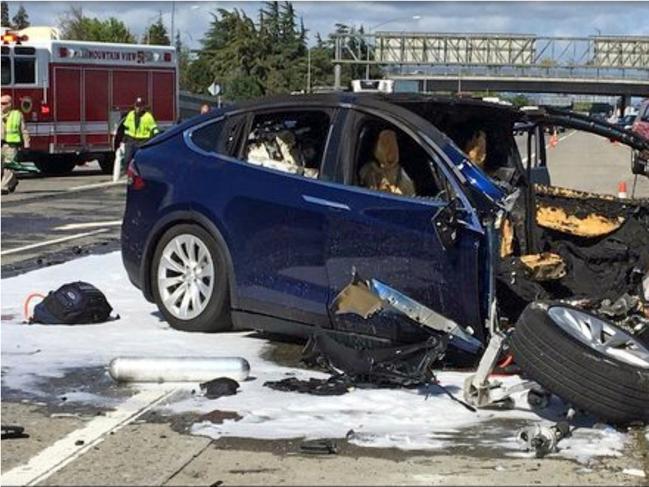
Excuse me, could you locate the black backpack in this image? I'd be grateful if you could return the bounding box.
[32,281,113,325]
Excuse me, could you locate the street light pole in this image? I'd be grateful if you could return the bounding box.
[170,0,175,46]
[365,15,421,80]
[306,47,312,93]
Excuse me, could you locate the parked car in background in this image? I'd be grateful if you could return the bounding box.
[615,114,638,131]
[633,99,649,139]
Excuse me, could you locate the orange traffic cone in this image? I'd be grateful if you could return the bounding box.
[618,181,627,198]
[549,130,558,148]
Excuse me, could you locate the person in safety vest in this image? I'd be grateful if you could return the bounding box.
[121,97,159,172]
[1,94,29,194]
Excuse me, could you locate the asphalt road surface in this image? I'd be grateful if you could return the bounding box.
[2,134,649,485]
[1,162,124,278]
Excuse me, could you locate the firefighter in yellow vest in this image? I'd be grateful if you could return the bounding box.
[1,94,30,194]
[121,97,159,171]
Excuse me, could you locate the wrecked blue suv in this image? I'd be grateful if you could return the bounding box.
[122,94,649,422]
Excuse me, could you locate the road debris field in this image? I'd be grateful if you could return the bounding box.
[2,126,649,485]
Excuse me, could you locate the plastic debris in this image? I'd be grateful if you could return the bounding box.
[299,439,338,455]
[200,377,240,399]
[517,421,571,458]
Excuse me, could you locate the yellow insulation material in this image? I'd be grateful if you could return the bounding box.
[536,205,624,237]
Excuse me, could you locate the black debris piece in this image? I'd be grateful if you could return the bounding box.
[200,377,240,399]
[303,330,446,388]
[526,387,552,409]
[264,377,350,396]
[598,293,641,319]
[299,439,338,455]
[263,331,446,396]
[1,425,28,440]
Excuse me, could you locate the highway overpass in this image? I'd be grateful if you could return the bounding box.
[332,32,649,96]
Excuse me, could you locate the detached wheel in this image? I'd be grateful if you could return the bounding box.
[511,303,649,424]
[151,224,232,333]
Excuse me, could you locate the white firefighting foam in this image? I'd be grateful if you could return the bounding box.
[0,252,631,462]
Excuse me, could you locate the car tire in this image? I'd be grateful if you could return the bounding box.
[151,224,232,333]
[34,155,77,176]
[511,302,649,424]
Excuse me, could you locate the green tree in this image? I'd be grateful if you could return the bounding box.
[1,2,11,28]
[144,14,170,45]
[260,1,307,94]
[186,2,361,100]
[59,7,136,43]
[509,94,530,107]
[11,4,29,29]
[193,8,266,100]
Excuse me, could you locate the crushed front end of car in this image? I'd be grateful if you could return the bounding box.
[318,101,649,423]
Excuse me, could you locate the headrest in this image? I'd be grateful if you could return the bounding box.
[374,129,399,167]
[464,130,487,167]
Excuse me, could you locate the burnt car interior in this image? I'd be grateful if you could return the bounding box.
[243,110,331,178]
[369,97,649,333]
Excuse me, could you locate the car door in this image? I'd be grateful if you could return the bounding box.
[322,108,487,343]
[189,106,347,328]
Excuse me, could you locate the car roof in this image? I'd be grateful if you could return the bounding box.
[228,92,523,114]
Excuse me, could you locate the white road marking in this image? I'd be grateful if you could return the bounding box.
[1,388,176,486]
[53,220,122,231]
[0,229,110,256]
[556,129,577,144]
[521,129,577,165]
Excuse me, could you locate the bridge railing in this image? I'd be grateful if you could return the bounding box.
[333,32,649,80]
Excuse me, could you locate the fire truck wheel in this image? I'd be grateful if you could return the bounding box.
[97,154,115,175]
[34,155,77,176]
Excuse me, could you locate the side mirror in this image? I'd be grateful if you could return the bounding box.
[632,150,649,177]
[432,198,463,250]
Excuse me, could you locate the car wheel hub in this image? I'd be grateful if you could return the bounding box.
[158,234,215,320]
[548,306,649,369]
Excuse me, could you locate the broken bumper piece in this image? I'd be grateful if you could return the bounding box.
[331,274,483,354]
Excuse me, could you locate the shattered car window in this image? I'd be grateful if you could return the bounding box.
[190,115,246,157]
[191,120,224,154]
[243,110,331,179]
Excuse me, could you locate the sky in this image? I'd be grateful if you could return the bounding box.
[5,1,649,49]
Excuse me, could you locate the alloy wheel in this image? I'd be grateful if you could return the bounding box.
[157,234,215,320]
[548,306,649,369]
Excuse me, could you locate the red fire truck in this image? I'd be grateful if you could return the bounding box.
[1,27,178,175]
